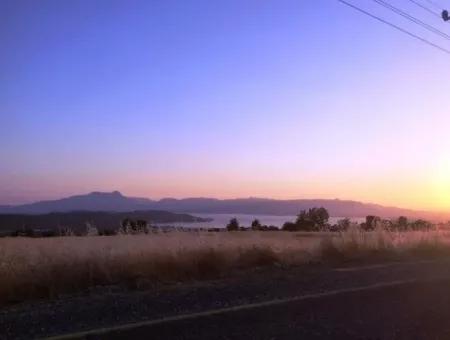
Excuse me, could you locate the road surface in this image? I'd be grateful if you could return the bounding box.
[2,260,450,339]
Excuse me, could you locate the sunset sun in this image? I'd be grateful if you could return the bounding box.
[431,159,450,211]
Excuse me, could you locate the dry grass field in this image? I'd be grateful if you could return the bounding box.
[1,229,450,305]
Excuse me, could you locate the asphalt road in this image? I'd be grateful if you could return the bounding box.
[100,279,450,340]
[3,260,450,339]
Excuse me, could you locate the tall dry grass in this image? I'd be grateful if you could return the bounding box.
[0,229,449,305]
[318,227,450,262]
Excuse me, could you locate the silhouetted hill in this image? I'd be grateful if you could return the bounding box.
[0,191,155,214]
[0,210,209,233]
[0,191,445,220]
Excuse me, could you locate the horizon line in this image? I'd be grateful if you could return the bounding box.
[2,190,449,214]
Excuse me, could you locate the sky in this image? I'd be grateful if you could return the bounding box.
[1,0,450,211]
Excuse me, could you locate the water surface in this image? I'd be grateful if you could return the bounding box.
[156,213,365,228]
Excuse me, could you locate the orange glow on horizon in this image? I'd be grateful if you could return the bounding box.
[3,166,450,213]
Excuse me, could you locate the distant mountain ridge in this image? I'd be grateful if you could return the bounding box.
[0,191,446,220]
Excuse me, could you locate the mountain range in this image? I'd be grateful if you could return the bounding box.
[0,191,446,221]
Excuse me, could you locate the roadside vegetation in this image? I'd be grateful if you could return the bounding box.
[1,207,450,305]
[1,224,450,305]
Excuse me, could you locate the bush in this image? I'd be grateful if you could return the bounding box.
[226,218,239,231]
[98,229,117,236]
[282,222,298,231]
[251,219,262,231]
[329,218,351,232]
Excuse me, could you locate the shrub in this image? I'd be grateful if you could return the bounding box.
[226,218,239,231]
[361,215,381,231]
[282,222,298,231]
[336,218,351,231]
[251,219,262,231]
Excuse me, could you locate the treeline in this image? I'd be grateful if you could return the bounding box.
[225,218,279,231]
[0,210,210,237]
[226,207,437,232]
[2,218,205,238]
[1,207,440,238]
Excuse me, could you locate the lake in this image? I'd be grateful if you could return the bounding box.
[155,213,365,229]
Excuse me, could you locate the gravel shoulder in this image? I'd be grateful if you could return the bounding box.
[2,260,450,339]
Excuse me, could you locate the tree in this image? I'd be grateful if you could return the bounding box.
[121,218,138,233]
[283,207,330,231]
[251,219,262,231]
[380,219,393,230]
[397,216,408,230]
[410,219,433,231]
[136,219,148,233]
[121,218,131,233]
[335,218,351,231]
[295,207,330,231]
[226,218,239,231]
[361,215,381,231]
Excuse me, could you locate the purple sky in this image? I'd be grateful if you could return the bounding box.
[1,0,450,211]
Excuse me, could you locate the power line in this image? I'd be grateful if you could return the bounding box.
[337,0,450,55]
[373,0,450,41]
[407,0,442,18]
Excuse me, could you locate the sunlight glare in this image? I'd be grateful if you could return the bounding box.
[432,158,450,210]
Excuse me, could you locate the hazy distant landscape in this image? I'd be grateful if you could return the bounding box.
[1,191,446,220]
[0,191,445,236]
[0,191,447,236]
